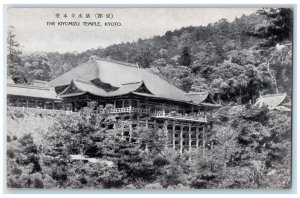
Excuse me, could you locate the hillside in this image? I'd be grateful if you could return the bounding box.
[6,104,291,189]
[7,8,292,105]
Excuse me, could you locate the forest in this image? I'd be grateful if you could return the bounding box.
[8,8,292,104]
[6,8,292,189]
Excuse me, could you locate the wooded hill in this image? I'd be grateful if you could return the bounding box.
[7,8,292,104]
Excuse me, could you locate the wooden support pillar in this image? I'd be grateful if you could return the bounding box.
[121,116,124,139]
[188,123,192,151]
[172,122,176,149]
[164,120,168,148]
[96,100,99,109]
[153,120,157,131]
[35,100,38,108]
[113,100,116,108]
[74,101,77,112]
[26,99,29,108]
[129,114,133,142]
[180,123,183,154]
[122,100,125,108]
[191,106,194,114]
[129,124,132,142]
[137,115,140,126]
[145,98,149,109]
[146,118,149,129]
[52,102,55,110]
[44,102,47,109]
[196,126,199,148]
[202,124,206,162]
[162,104,165,116]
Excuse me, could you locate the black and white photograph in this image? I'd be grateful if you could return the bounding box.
[5,7,293,190]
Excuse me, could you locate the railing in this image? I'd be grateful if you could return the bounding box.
[8,106,151,116]
[7,106,77,115]
[96,107,151,114]
[152,111,207,123]
[7,106,207,123]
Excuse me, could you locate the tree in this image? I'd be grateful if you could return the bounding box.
[135,48,153,68]
[7,26,25,83]
[181,76,194,92]
[7,133,45,188]
[23,54,52,82]
[178,46,192,66]
[255,8,292,47]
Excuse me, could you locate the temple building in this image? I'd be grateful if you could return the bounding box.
[7,58,221,153]
[254,92,291,112]
[7,78,62,110]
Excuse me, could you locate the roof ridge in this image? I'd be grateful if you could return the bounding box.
[73,78,93,85]
[144,68,187,94]
[261,92,286,98]
[96,57,139,68]
[7,83,52,90]
[49,60,99,85]
[186,92,208,95]
[121,81,142,85]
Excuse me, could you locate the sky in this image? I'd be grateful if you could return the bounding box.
[7,8,259,53]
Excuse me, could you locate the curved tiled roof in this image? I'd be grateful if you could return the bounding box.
[60,79,152,98]
[49,60,99,86]
[7,84,61,100]
[50,59,219,107]
[255,93,287,110]
[96,60,188,101]
[50,59,187,101]
[185,92,209,104]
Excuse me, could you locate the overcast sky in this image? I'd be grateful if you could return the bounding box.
[8,8,259,53]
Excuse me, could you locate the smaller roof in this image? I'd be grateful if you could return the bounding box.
[185,92,209,104]
[7,84,61,100]
[255,93,287,110]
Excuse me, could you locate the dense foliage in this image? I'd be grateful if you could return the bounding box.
[8,9,292,104]
[7,103,291,189]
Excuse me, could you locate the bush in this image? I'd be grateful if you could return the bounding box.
[153,156,170,167]
[190,179,208,189]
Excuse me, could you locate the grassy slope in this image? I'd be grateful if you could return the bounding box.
[7,111,56,144]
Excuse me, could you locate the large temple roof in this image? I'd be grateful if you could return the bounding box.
[49,59,189,101]
[49,59,220,106]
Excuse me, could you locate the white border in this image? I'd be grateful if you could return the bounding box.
[0,0,299,198]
